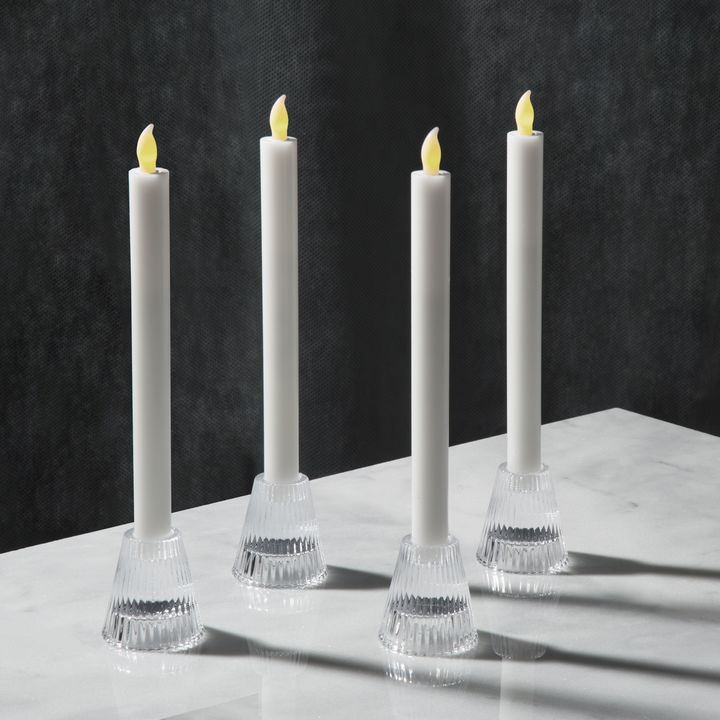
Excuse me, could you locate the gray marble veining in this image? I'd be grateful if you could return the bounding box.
[1,409,719,719]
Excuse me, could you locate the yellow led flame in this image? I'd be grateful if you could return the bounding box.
[269,95,289,140]
[136,124,157,173]
[515,90,534,136]
[421,127,441,175]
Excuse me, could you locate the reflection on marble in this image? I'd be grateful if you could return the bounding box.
[235,583,317,616]
[247,589,315,720]
[3,410,720,719]
[109,646,199,676]
[384,651,466,687]
[251,638,308,720]
[482,569,559,660]
[480,569,558,720]
[498,659,539,720]
[107,647,202,720]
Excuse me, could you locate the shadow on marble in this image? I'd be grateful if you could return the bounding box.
[556,590,720,624]
[191,626,251,657]
[198,622,720,686]
[567,552,720,580]
[176,628,688,720]
[321,564,390,590]
[543,645,720,685]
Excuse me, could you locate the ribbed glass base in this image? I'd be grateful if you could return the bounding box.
[477,463,567,574]
[102,528,203,652]
[379,535,477,657]
[232,474,327,588]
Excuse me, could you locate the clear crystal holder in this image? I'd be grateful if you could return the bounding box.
[232,473,327,588]
[102,528,203,652]
[378,534,478,657]
[477,463,567,574]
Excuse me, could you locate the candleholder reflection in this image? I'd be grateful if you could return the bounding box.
[235,582,317,616]
[244,586,316,720]
[232,473,327,589]
[383,651,472,720]
[102,528,203,652]
[106,649,200,720]
[384,651,466,687]
[487,569,554,720]
[107,645,197,676]
[378,535,477,657]
[477,463,567,574]
[498,658,539,720]
[482,569,559,661]
[251,641,307,720]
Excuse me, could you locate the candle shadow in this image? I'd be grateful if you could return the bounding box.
[541,643,720,685]
[189,626,712,717]
[321,565,390,590]
[565,551,720,580]
[191,626,251,657]
[555,590,720,624]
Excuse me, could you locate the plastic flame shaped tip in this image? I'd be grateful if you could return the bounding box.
[421,127,441,175]
[269,95,289,140]
[136,124,157,173]
[515,90,534,136]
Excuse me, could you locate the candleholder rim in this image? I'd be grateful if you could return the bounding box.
[126,526,180,543]
[405,532,456,549]
[498,462,549,477]
[255,472,309,487]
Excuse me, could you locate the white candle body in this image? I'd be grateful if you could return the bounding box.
[411,170,450,546]
[129,167,172,540]
[507,131,543,474]
[260,137,299,484]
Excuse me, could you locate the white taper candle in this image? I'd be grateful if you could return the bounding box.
[411,127,450,546]
[507,91,543,474]
[261,96,299,484]
[129,124,172,540]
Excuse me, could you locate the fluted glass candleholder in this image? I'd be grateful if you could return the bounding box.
[378,534,477,657]
[102,528,203,652]
[477,463,567,574]
[232,473,327,588]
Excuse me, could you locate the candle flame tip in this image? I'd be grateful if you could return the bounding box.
[270,95,289,141]
[421,127,441,175]
[137,124,157,173]
[515,90,534,136]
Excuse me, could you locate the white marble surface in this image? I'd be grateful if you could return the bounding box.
[2,408,720,719]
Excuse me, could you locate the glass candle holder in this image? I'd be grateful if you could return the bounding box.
[102,528,203,652]
[477,463,567,574]
[232,473,327,588]
[378,534,477,657]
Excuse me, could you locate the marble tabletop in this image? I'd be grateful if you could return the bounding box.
[2,408,720,719]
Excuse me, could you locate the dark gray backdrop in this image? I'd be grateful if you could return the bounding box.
[2,1,719,552]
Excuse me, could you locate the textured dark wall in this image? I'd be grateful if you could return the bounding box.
[1,1,719,552]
